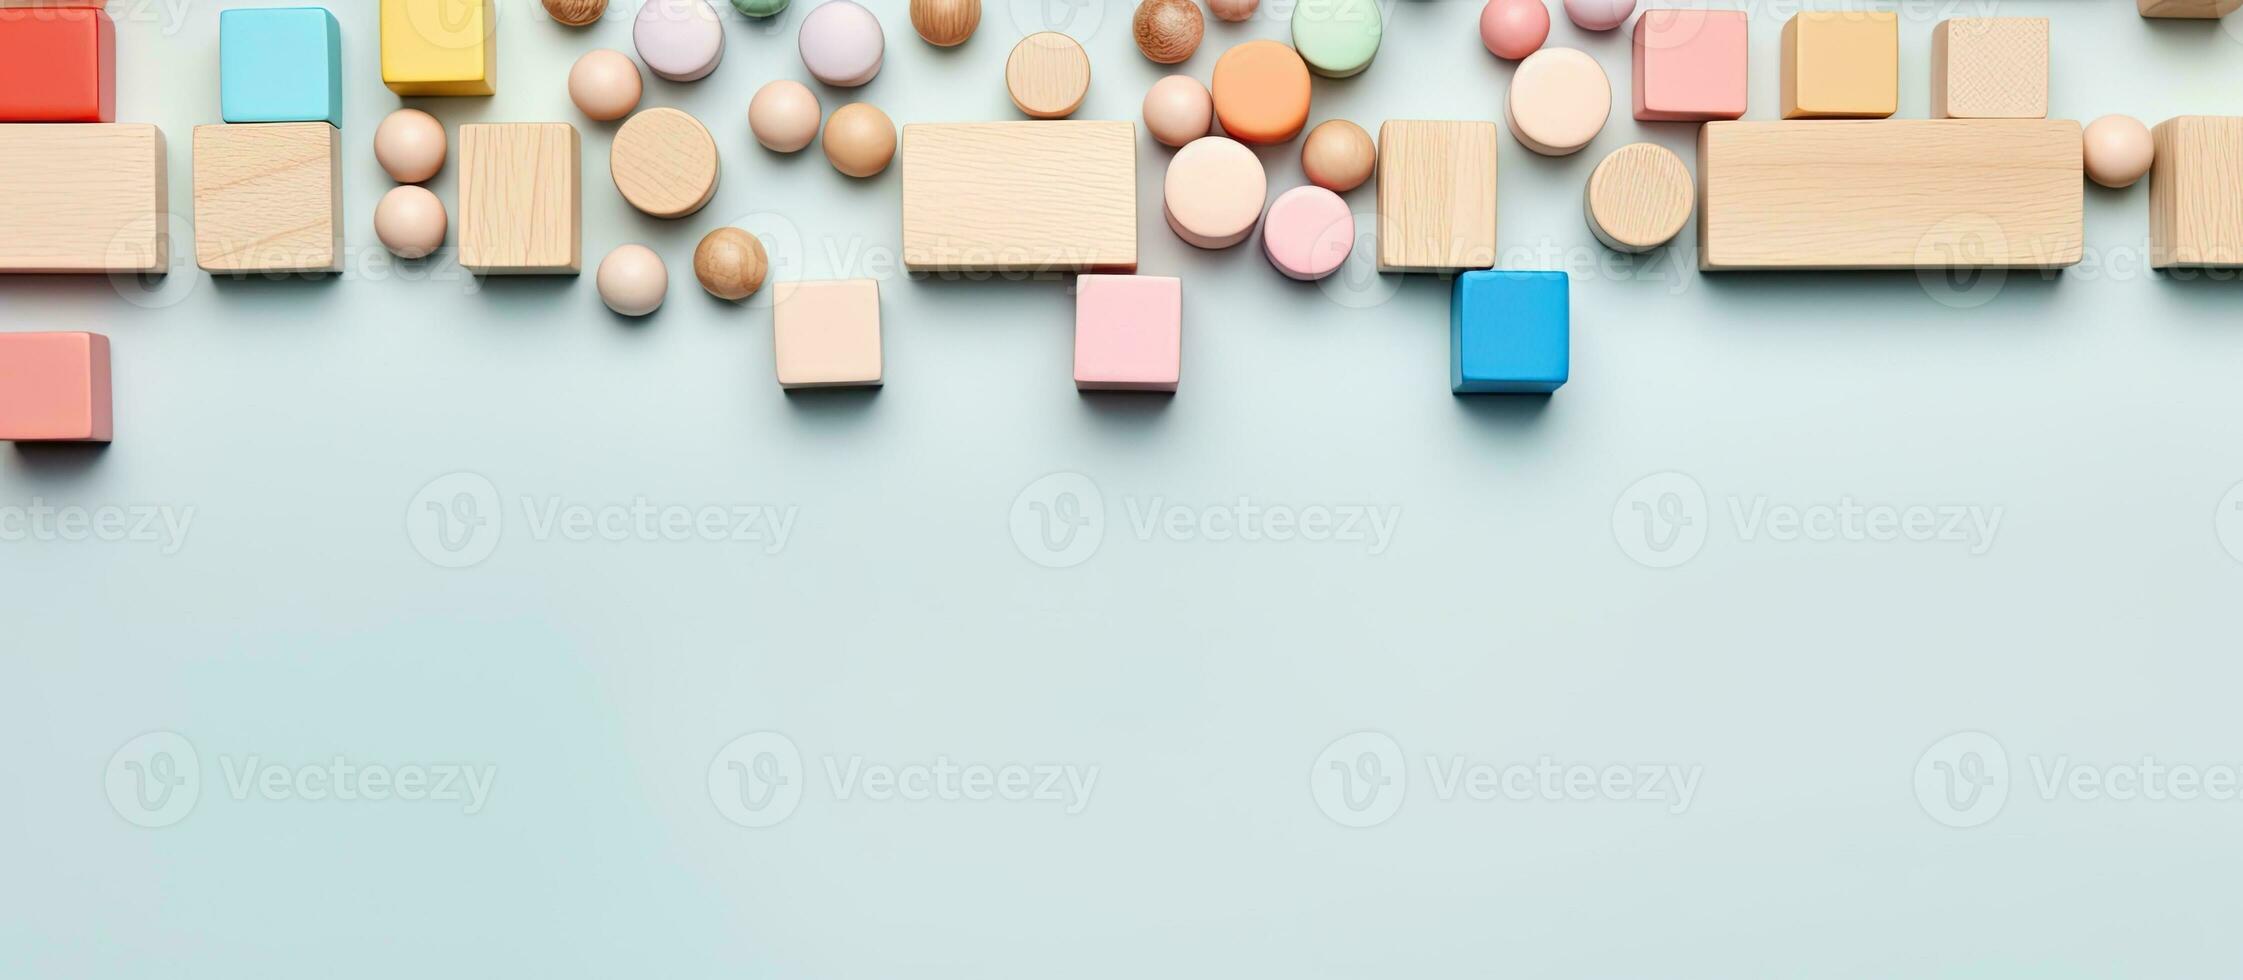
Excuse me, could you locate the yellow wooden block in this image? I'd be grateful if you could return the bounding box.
[2149,116,2243,268]
[1781,12,1896,119]
[2138,0,2241,17]
[1931,18,2047,119]
[381,0,496,96]
[193,122,342,274]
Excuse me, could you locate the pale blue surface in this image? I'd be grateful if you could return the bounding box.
[1452,269,1568,393]
[219,7,342,127]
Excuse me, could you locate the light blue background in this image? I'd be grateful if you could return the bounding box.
[7,0,2243,976]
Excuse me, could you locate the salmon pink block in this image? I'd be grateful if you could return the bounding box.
[0,332,112,442]
[0,6,116,122]
[1633,9,1747,122]
[1074,275,1181,392]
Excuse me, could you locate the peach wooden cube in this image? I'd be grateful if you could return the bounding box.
[1931,18,2047,119]
[1781,11,1897,119]
[1633,9,1747,122]
[1074,275,1181,392]
[0,331,111,442]
[772,279,882,388]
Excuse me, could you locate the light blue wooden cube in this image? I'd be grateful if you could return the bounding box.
[1451,270,1569,394]
[220,7,342,127]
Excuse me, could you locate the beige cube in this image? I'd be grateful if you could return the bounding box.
[773,279,883,389]
[1376,120,1498,273]
[1931,18,2048,119]
[458,123,581,275]
[2150,116,2243,268]
[193,122,341,274]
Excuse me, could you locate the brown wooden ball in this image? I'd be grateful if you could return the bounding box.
[909,0,980,46]
[543,0,607,26]
[1133,0,1204,65]
[1301,119,1376,193]
[694,228,768,301]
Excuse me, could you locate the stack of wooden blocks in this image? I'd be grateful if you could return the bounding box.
[194,6,344,274]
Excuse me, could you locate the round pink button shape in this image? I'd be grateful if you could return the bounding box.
[1164,136,1267,249]
[1480,0,1548,60]
[1562,0,1633,31]
[1261,186,1353,281]
[799,1,885,88]
[1506,46,1610,156]
[634,0,726,82]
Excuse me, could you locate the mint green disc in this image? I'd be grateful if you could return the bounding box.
[1292,0,1382,78]
[732,0,788,16]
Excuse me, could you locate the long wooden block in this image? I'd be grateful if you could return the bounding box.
[2150,116,2243,268]
[2138,0,2241,17]
[900,121,1136,273]
[193,122,342,274]
[0,123,167,274]
[1697,120,2082,271]
[459,123,581,275]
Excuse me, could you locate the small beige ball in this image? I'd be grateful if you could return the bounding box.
[2083,114,2154,190]
[822,102,896,178]
[374,186,447,259]
[597,244,669,317]
[568,49,643,122]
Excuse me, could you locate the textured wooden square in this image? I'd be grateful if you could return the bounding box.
[900,121,1136,273]
[1376,120,1498,272]
[193,122,341,274]
[0,123,166,274]
[1932,18,2047,119]
[459,123,581,275]
[2138,0,2242,16]
[2150,116,2243,268]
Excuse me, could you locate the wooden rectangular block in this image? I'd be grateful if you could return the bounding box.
[1697,120,2083,271]
[0,5,113,122]
[0,124,167,274]
[2139,0,2242,16]
[773,280,882,389]
[458,123,581,275]
[900,121,1136,273]
[1932,18,2047,119]
[1781,12,1897,119]
[0,331,111,442]
[380,0,495,96]
[2150,116,2243,268]
[193,122,342,274]
[1376,120,1497,273]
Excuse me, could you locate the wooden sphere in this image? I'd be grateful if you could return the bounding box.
[597,244,668,317]
[823,102,896,177]
[1584,142,1692,252]
[749,80,822,153]
[2084,114,2154,189]
[1300,119,1374,192]
[374,186,447,259]
[544,0,607,25]
[612,107,721,219]
[909,0,980,46]
[694,228,769,300]
[1209,0,1256,20]
[1005,32,1091,119]
[1133,0,1204,64]
[1143,74,1213,147]
[373,108,446,183]
[568,49,643,121]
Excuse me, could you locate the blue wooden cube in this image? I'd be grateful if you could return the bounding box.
[1451,270,1569,394]
[220,7,342,127]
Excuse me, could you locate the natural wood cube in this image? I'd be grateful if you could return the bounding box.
[0,123,167,274]
[458,123,582,275]
[1931,18,2047,119]
[2138,0,2242,17]
[2150,116,2243,268]
[1376,120,1498,273]
[1780,12,1897,119]
[192,123,341,274]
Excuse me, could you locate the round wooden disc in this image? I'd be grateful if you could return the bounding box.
[1005,32,1090,119]
[611,107,720,219]
[1584,142,1692,252]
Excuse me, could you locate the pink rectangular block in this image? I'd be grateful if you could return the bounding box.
[1634,9,1748,122]
[772,279,882,389]
[1074,275,1181,392]
[0,331,111,441]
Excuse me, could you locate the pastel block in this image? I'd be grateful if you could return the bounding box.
[1074,275,1181,391]
[220,7,343,127]
[1931,18,2047,119]
[458,123,582,275]
[0,124,168,274]
[773,279,882,389]
[0,332,111,442]
[1261,185,1354,280]
[1633,9,1747,122]
[2150,116,2243,268]
[1780,12,1897,119]
[900,121,1137,273]
[0,6,113,122]
[193,123,342,274]
[1376,120,1498,272]
[1452,271,1568,395]
[2139,0,2242,16]
[380,0,496,96]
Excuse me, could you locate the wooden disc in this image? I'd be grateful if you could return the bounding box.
[1584,142,1692,252]
[611,107,720,219]
[1005,32,1091,119]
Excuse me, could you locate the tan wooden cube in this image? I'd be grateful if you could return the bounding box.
[1376,120,1497,273]
[1931,18,2048,119]
[459,123,582,275]
[2150,116,2243,268]
[193,122,342,274]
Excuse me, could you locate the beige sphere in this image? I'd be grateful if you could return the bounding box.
[909,0,979,46]
[1142,74,1212,148]
[822,102,896,178]
[597,244,669,317]
[373,109,446,184]
[749,80,822,153]
[694,228,770,301]
[1301,119,1375,192]
[373,185,447,259]
[568,49,643,122]
[1209,0,1257,21]
[2084,114,2154,190]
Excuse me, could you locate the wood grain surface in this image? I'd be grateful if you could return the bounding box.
[611,107,719,219]
[1375,120,1497,272]
[0,124,168,274]
[900,121,1136,272]
[459,122,582,274]
[2150,115,2243,268]
[193,122,342,274]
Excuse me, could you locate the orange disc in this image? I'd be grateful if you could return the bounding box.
[1210,40,1311,144]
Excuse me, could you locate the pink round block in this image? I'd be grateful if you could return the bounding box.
[799,1,885,87]
[1260,186,1353,281]
[1506,47,1609,156]
[1164,136,1267,249]
[1563,0,1634,31]
[1480,0,1548,61]
[634,0,726,82]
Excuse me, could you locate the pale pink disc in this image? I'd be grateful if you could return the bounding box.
[634,0,726,82]
[1260,185,1353,280]
[1163,136,1267,249]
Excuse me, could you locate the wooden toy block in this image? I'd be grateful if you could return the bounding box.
[381,0,496,96]
[2150,116,2243,268]
[1931,18,2047,119]
[1075,275,1181,391]
[1633,9,1747,122]
[900,121,1136,273]
[0,5,113,122]
[0,332,111,442]
[193,123,342,274]
[1376,120,1498,272]
[1452,271,1567,395]
[458,123,582,275]
[2139,0,2242,16]
[773,279,882,389]
[1585,142,1692,253]
[220,7,343,127]
[1780,12,1897,119]
[1697,120,2083,271]
[0,124,167,274]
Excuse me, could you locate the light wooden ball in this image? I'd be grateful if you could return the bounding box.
[544,0,607,26]
[909,0,979,46]
[1301,119,1374,192]
[374,186,447,259]
[694,228,768,301]
[2084,114,2154,189]
[823,102,896,178]
[597,244,668,317]
[568,49,643,121]
[1133,0,1204,64]
[749,80,822,152]
[373,108,446,184]
[1209,0,1256,21]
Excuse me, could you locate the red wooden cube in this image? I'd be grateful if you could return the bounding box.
[0,332,112,442]
[0,5,116,122]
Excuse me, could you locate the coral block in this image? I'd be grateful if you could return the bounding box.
[221,7,344,126]
[1452,271,1568,394]
[0,6,114,122]
[0,332,111,442]
[1074,275,1182,391]
[1633,9,1747,122]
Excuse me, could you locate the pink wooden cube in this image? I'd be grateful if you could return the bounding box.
[0,331,111,442]
[772,279,882,389]
[1074,275,1181,392]
[1633,9,1748,122]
